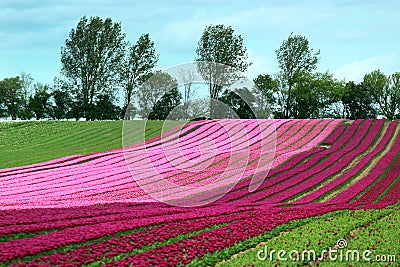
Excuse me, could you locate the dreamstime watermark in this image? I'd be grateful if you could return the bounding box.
[122,62,277,207]
[257,239,396,263]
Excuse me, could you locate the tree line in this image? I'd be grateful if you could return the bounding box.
[1,16,399,121]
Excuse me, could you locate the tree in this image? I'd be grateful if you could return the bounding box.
[293,72,344,118]
[363,69,400,120]
[195,24,251,118]
[60,16,126,120]
[0,77,24,120]
[390,72,400,119]
[219,88,256,119]
[137,71,179,119]
[94,94,121,120]
[178,68,196,120]
[252,74,277,118]
[148,87,182,120]
[124,33,158,109]
[19,72,34,120]
[342,81,376,119]
[276,33,320,118]
[51,78,73,120]
[51,89,72,120]
[29,83,51,120]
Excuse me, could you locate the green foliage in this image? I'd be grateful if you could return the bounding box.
[0,76,24,119]
[29,83,52,120]
[137,71,179,119]
[93,94,121,120]
[195,24,251,118]
[60,16,126,120]
[219,88,256,119]
[19,72,34,120]
[293,71,345,118]
[342,81,376,119]
[124,33,159,106]
[148,87,182,120]
[252,74,277,118]
[275,33,320,118]
[363,69,400,119]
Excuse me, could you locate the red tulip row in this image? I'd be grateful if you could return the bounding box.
[294,120,398,204]
[103,204,346,267]
[0,204,254,262]
[8,209,254,267]
[220,119,368,203]
[255,119,383,203]
[320,123,348,145]
[329,124,400,205]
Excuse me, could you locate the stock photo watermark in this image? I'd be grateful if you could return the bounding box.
[257,239,396,263]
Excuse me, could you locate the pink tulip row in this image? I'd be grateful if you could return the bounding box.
[3,201,394,266]
[1,119,336,209]
[0,119,395,211]
[271,119,341,168]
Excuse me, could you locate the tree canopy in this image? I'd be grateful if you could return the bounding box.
[60,16,126,120]
[276,33,320,118]
[1,19,399,121]
[195,24,251,118]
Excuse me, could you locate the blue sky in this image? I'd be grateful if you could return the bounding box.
[0,0,399,85]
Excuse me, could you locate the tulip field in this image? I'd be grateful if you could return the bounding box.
[0,119,399,266]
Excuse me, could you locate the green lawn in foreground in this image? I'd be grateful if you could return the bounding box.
[0,120,183,169]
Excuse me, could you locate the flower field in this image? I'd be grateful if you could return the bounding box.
[0,119,398,266]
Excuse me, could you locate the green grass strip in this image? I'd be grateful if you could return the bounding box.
[0,228,59,243]
[213,205,397,267]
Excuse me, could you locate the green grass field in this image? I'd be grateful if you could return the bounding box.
[0,120,183,169]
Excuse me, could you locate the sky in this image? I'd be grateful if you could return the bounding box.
[0,0,399,85]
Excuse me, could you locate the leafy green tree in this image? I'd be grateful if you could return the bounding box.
[137,71,178,119]
[276,33,320,118]
[253,74,277,118]
[219,88,256,119]
[124,33,158,108]
[51,89,72,120]
[195,24,251,118]
[60,16,126,120]
[390,72,400,119]
[29,83,51,120]
[293,72,344,118]
[178,68,196,120]
[363,69,400,120]
[342,81,376,119]
[67,98,84,121]
[94,94,121,120]
[0,77,24,120]
[19,72,34,120]
[148,87,182,120]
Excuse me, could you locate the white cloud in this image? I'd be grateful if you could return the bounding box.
[332,54,398,82]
